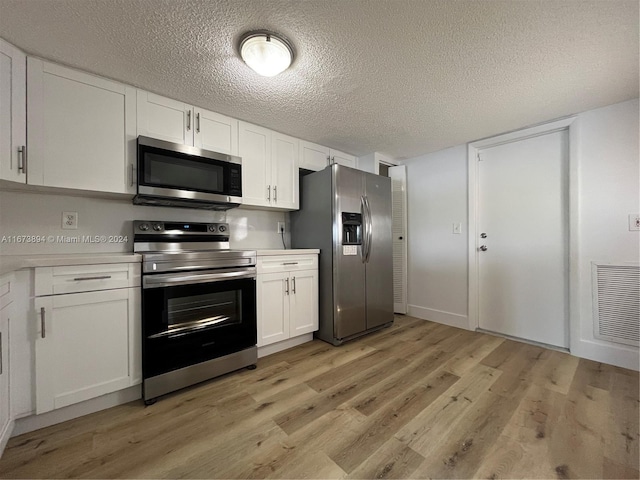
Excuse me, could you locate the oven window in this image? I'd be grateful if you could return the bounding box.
[143,152,224,193]
[167,291,241,336]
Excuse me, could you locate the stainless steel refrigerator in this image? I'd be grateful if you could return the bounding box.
[290,164,393,345]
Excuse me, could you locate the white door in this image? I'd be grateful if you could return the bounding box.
[389,165,408,314]
[239,121,271,207]
[330,149,356,168]
[257,272,289,346]
[299,140,330,171]
[271,132,299,209]
[0,39,26,184]
[477,130,568,347]
[0,303,11,443]
[137,90,192,145]
[194,107,238,155]
[289,270,319,337]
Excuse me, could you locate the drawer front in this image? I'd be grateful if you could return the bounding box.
[0,274,14,310]
[36,263,141,296]
[257,255,318,274]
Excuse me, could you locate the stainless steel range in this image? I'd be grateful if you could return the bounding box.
[133,220,257,404]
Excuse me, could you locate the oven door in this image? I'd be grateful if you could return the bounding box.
[142,272,256,378]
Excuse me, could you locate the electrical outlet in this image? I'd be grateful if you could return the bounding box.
[630,214,640,231]
[277,222,285,234]
[62,211,78,230]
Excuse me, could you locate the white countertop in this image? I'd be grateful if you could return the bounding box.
[256,249,319,256]
[0,253,142,276]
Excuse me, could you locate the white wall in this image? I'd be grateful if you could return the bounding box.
[0,189,289,255]
[404,98,639,369]
[404,145,468,329]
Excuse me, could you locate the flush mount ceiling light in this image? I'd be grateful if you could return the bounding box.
[239,31,294,77]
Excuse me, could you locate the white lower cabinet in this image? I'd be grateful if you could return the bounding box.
[256,254,318,347]
[0,300,12,450]
[33,264,141,414]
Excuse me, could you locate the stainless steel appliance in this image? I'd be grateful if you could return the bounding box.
[134,221,257,404]
[290,164,393,345]
[133,136,242,210]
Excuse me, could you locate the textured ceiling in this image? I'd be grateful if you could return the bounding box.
[0,0,638,159]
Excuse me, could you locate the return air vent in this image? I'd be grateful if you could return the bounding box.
[592,263,639,346]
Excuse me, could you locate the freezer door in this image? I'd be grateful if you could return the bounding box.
[364,173,394,329]
[333,165,367,339]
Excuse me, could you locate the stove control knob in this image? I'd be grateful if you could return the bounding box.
[152,224,162,232]
[139,223,149,231]
[208,225,216,232]
[218,225,227,233]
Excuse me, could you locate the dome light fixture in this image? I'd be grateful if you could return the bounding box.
[239,31,294,77]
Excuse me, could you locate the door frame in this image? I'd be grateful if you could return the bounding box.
[467,116,578,351]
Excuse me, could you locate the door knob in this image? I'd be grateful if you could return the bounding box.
[480,245,488,251]
[480,233,487,238]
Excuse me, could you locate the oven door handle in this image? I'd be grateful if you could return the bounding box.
[143,268,256,289]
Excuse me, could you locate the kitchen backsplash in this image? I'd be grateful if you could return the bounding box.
[0,190,290,255]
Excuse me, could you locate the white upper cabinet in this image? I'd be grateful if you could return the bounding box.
[27,58,136,193]
[271,132,299,209]
[194,107,238,155]
[330,149,357,168]
[137,91,191,145]
[0,39,26,184]
[239,121,299,210]
[137,90,238,155]
[299,140,330,171]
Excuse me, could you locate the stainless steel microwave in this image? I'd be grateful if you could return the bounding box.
[133,136,243,210]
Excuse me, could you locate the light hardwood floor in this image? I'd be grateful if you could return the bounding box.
[0,316,638,479]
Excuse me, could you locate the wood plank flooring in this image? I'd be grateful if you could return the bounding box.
[1,316,638,479]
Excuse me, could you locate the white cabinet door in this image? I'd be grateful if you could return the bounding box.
[299,140,330,172]
[0,302,11,447]
[289,269,319,337]
[257,272,289,347]
[271,132,299,210]
[330,149,356,168]
[239,121,271,207]
[0,39,26,184]
[137,90,192,145]
[34,287,140,414]
[27,59,136,193]
[194,107,238,155]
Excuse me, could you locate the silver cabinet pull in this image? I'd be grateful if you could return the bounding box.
[326,155,330,165]
[267,185,271,201]
[196,112,200,133]
[18,145,27,174]
[282,262,298,265]
[41,307,46,339]
[480,245,488,251]
[186,110,191,131]
[331,156,335,164]
[130,163,135,187]
[273,185,277,202]
[292,276,296,294]
[285,277,289,295]
[72,275,112,281]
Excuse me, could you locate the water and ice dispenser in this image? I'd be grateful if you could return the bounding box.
[342,212,362,245]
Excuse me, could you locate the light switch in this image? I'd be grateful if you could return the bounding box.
[453,222,462,234]
[629,214,640,231]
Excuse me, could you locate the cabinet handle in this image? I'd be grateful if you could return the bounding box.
[186,110,191,131]
[196,112,200,133]
[331,156,335,164]
[130,163,135,187]
[282,262,298,265]
[41,307,46,339]
[273,186,277,202]
[285,278,289,295]
[292,276,296,294]
[18,145,27,174]
[72,275,112,281]
[326,155,330,165]
[267,185,271,201]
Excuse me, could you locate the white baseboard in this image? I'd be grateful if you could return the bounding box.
[0,418,15,458]
[12,385,141,437]
[571,338,639,371]
[258,334,314,358]
[407,305,469,330]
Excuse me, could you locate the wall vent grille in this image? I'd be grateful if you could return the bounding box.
[592,263,639,347]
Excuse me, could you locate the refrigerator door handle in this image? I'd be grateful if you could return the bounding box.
[364,196,373,263]
[360,196,369,263]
